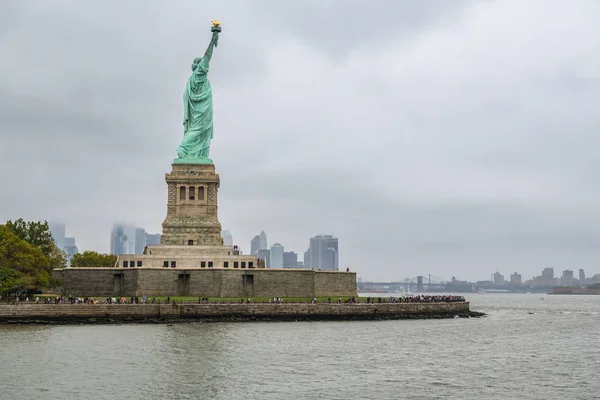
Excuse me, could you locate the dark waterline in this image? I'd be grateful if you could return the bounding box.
[0,293,598,400]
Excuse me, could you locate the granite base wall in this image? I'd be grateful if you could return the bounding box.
[0,302,472,323]
[53,268,358,298]
[314,271,357,297]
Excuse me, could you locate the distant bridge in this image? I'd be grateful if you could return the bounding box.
[358,275,449,293]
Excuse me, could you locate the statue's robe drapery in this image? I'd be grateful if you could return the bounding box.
[177,57,213,159]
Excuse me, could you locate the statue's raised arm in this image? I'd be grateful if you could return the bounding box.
[175,21,222,164]
[204,33,219,63]
[205,20,221,62]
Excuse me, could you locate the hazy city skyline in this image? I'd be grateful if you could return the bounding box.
[1,1,599,281]
[249,230,337,270]
[48,221,78,265]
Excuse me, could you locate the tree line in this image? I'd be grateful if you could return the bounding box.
[0,219,116,294]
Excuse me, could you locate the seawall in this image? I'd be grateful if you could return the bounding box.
[0,302,480,324]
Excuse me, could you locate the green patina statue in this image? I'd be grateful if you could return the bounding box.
[174,21,222,164]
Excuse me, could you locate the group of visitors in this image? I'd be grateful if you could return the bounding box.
[365,295,465,304]
[5,294,465,305]
[106,296,173,304]
[4,295,177,305]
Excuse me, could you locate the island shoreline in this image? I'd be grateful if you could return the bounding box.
[0,302,484,325]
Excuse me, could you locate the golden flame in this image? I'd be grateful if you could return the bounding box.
[211,20,221,27]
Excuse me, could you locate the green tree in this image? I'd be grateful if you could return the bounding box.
[5,219,67,269]
[47,245,68,270]
[70,251,117,268]
[0,225,52,291]
[5,219,55,256]
[0,266,25,294]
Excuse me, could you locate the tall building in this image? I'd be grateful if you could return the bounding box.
[303,249,310,269]
[510,273,522,285]
[579,269,586,282]
[222,229,233,246]
[542,267,554,280]
[270,243,284,269]
[308,235,339,271]
[250,235,260,255]
[135,227,147,254]
[49,222,66,251]
[258,230,267,250]
[250,230,267,255]
[251,230,268,255]
[283,251,298,268]
[493,271,504,285]
[49,222,78,265]
[146,233,161,246]
[110,223,146,255]
[257,249,270,268]
[561,270,574,285]
[110,224,125,255]
[63,237,79,263]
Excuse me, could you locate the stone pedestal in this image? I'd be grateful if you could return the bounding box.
[161,163,223,246]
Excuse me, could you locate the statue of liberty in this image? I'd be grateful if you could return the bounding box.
[175,21,221,164]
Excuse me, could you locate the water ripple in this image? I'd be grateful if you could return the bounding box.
[0,294,599,399]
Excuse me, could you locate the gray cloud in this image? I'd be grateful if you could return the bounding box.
[1,0,599,281]
[252,0,478,56]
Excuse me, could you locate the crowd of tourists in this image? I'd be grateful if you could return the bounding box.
[101,296,174,304]
[365,295,465,303]
[3,295,176,305]
[4,294,465,305]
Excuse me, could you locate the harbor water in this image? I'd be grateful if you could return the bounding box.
[0,293,598,399]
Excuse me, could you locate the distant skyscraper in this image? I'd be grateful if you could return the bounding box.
[250,230,268,255]
[257,249,270,268]
[542,267,554,280]
[250,236,260,255]
[110,224,125,255]
[303,249,310,269]
[146,233,161,246]
[270,243,284,269]
[222,229,233,246]
[308,235,338,271]
[259,230,267,250]
[283,251,298,268]
[493,271,504,285]
[49,222,78,265]
[110,223,146,255]
[49,222,66,251]
[579,269,586,282]
[561,270,574,285]
[63,237,78,260]
[135,227,147,254]
[510,273,522,285]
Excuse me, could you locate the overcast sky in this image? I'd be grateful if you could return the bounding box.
[1,0,599,281]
